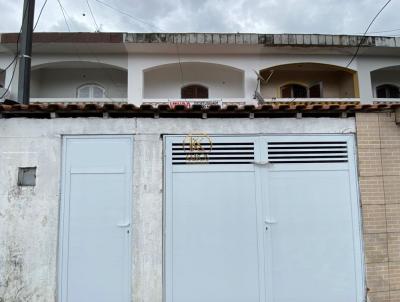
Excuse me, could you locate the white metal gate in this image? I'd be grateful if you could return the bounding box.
[164,134,364,302]
[59,136,133,302]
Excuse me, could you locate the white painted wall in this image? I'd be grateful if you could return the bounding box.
[1,50,400,103]
[128,53,358,103]
[30,68,127,98]
[0,117,355,302]
[143,62,244,99]
[356,56,400,102]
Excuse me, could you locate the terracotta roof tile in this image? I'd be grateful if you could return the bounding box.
[0,101,397,119]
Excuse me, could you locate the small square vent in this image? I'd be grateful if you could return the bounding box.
[18,167,37,186]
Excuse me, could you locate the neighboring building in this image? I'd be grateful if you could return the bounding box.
[1,32,400,302]
[1,33,400,104]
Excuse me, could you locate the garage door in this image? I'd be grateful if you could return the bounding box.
[164,134,364,302]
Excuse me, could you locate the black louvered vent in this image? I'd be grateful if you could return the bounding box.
[172,142,255,165]
[268,141,348,163]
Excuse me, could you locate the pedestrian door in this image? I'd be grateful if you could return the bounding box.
[164,134,364,302]
[59,136,133,302]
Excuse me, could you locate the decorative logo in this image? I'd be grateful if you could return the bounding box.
[183,134,213,163]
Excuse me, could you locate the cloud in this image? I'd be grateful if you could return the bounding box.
[0,0,398,35]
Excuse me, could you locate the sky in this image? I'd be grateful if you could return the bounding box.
[0,0,399,36]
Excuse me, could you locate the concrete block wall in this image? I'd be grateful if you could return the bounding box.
[357,112,400,302]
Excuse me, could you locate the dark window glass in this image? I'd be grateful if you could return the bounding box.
[309,83,322,98]
[281,84,307,98]
[281,85,292,98]
[376,84,400,98]
[181,85,209,99]
[292,85,307,98]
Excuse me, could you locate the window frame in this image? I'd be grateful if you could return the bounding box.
[76,83,106,99]
[280,83,308,98]
[280,82,323,98]
[181,84,209,99]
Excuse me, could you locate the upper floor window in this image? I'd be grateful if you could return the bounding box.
[181,84,209,99]
[280,83,322,98]
[281,84,308,98]
[77,84,106,98]
[376,84,400,98]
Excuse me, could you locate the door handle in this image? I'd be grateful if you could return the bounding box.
[264,219,277,231]
[116,222,131,228]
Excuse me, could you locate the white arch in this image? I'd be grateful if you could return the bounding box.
[32,60,128,71]
[143,61,245,99]
[143,61,244,74]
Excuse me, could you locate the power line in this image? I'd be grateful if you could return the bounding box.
[0,0,32,76]
[57,0,71,32]
[91,0,185,87]
[93,0,163,32]
[346,0,392,68]
[54,1,124,102]
[0,0,33,99]
[0,56,18,99]
[86,0,100,32]
[33,0,48,31]
[353,28,400,35]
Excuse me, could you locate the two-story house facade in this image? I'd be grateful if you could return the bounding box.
[1,33,400,302]
[1,33,400,104]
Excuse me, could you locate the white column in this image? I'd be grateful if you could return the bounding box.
[128,55,144,106]
[357,62,374,104]
[244,68,258,101]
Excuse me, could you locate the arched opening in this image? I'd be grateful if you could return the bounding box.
[260,63,358,99]
[143,62,244,99]
[30,61,127,101]
[181,84,209,99]
[371,66,400,98]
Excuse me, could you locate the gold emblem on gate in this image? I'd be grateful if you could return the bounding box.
[183,134,213,164]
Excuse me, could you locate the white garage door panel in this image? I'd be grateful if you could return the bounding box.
[267,170,357,302]
[67,173,129,302]
[170,171,261,302]
[165,135,364,302]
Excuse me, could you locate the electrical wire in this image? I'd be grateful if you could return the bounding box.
[33,0,48,31]
[86,0,100,32]
[0,0,33,99]
[54,1,122,102]
[91,0,185,88]
[93,0,162,32]
[0,0,31,75]
[54,0,184,100]
[57,0,71,32]
[353,27,400,36]
[346,0,392,68]
[0,56,18,99]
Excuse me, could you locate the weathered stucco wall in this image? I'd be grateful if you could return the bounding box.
[0,117,355,302]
